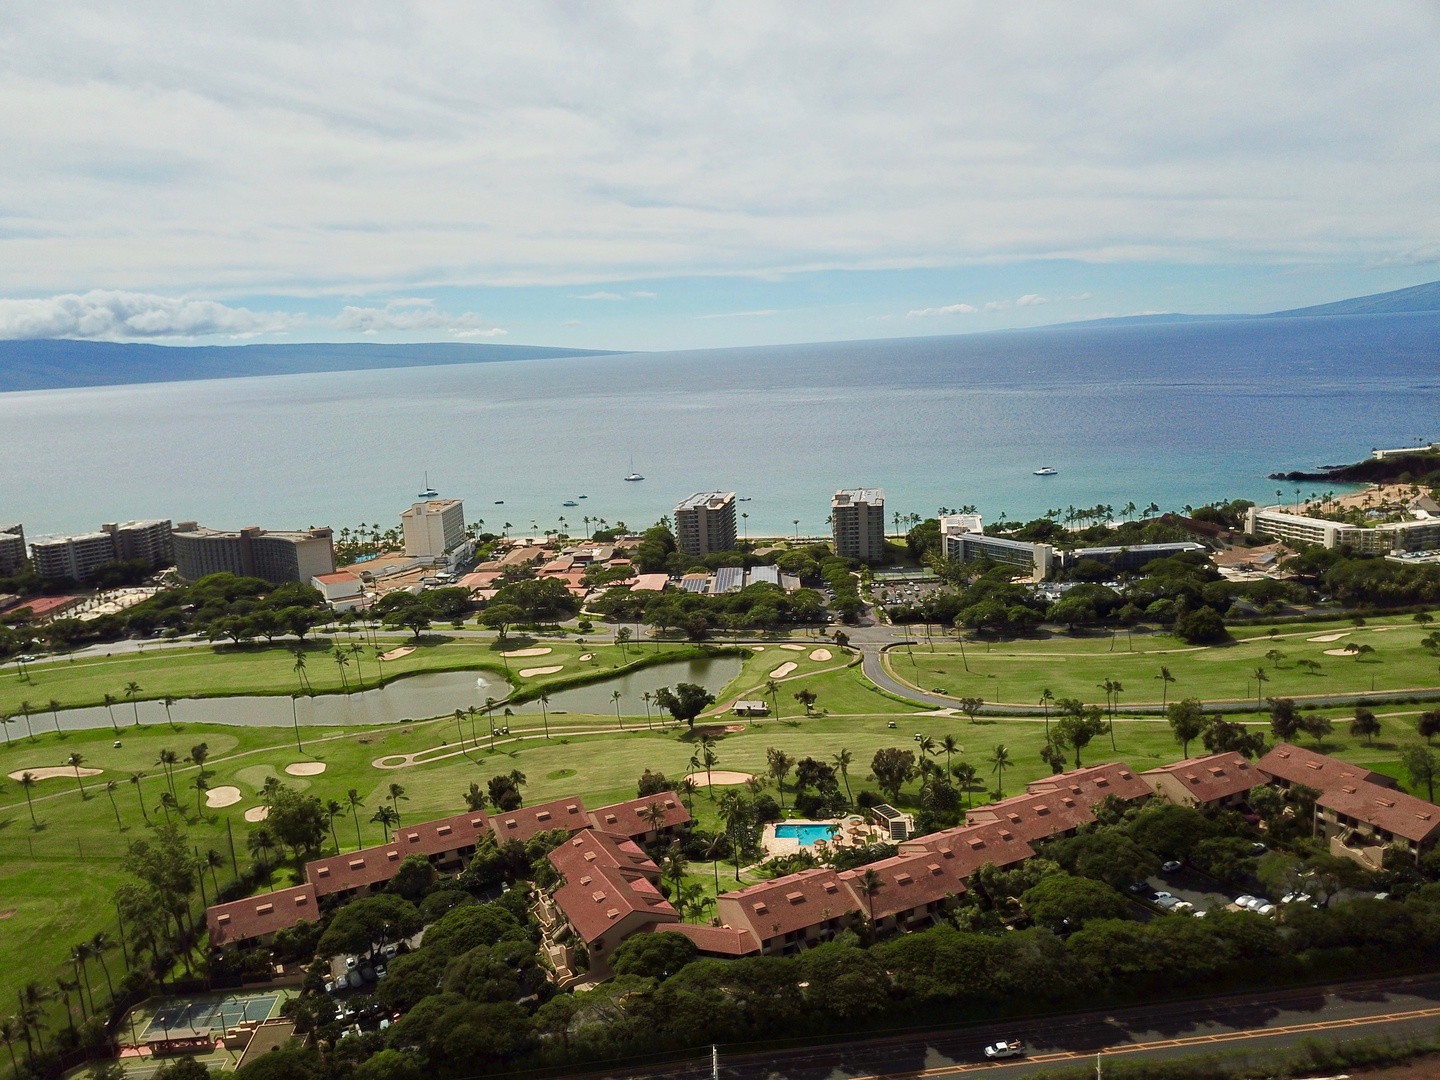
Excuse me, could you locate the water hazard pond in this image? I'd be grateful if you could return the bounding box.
[37,655,743,732]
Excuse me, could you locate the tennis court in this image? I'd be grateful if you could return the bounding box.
[141,991,280,1040]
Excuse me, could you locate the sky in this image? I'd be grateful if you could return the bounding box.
[1,2,1438,352]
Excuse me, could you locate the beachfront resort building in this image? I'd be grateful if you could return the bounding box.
[832,488,887,563]
[1244,506,1440,554]
[674,491,737,556]
[172,522,335,584]
[401,498,468,562]
[939,513,1054,580]
[0,524,27,576]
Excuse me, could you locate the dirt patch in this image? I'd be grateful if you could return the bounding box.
[685,770,754,787]
[8,766,103,782]
[769,662,798,678]
[809,648,832,661]
[503,646,553,657]
[243,806,270,822]
[285,762,327,776]
[205,786,243,808]
[379,646,416,662]
[0,909,14,920]
[519,665,564,677]
[724,724,747,733]
[779,643,806,652]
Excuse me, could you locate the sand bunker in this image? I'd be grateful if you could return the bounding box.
[1308,633,1348,642]
[769,662,798,678]
[685,770,754,788]
[244,806,270,822]
[1323,648,1354,656]
[724,724,747,733]
[751,645,765,651]
[206,786,242,808]
[378,646,416,662]
[503,647,553,657]
[779,643,805,652]
[809,648,832,661]
[578,653,593,661]
[8,766,103,782]
[520,665,564,677]
[285,762,327,776]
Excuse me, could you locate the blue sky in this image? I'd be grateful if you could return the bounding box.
[1,3,1437,353]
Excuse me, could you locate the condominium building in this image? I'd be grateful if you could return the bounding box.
[1245,506,1440,554]
[402,499,467,559]
[674,491,737,556]
[1057,541,1207,573]
[939,514,1054,580]
[103,519,175,568]
[172,523,335,584]
[29,532,120,581]
[0,524,25,577]
[831,488,886,563]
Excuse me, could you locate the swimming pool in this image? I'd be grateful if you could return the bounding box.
[774,823,839,846]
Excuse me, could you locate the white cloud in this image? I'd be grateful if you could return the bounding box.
[907,303,977,318]
[332,301,504,337]
[984,300,1010,312]
[575,291,627,301]
[1068,292,1094,301]
[630,290,657,299]
[1016,294,1049,307]
[698,309,779,319]
[0,290,300,340]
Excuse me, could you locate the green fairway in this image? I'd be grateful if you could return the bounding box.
[2,627,1436,1051]
[887,613,1440,708]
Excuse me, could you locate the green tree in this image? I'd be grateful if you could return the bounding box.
[1299,712,1333,750]
[1021,873,1129,933]
[832,748,853,802]
[19,771,37,825]
[371,804,399,842]
[1166,698,1206,758]
[67,752,89,798]
[1269,697,1301,742]
[870,747,916,802]
[1418,709,1440,744]
[793,688,818,715]
[653,683,716,730]
[1054,708,1106,768]
[1155,666,1176,708]
[347,788,365,848]
[990,744,1012,797]
[1402,745,1438,802]
[1349,707,1381,746]
[125,681,143,725]
[767,748,795,809]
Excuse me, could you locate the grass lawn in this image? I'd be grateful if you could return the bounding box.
[1,627,1436,1050]
[887,612,1440,708]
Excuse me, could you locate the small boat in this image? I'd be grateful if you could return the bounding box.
[563,500,579,507]
[418,472,439,497]
[623,454,644,482]
[494,500,504,505]
[578,494,588,499]
[738,497,752,502]
[1033,467,1058,476]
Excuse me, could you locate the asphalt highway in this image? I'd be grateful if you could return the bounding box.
[585,973,1440,1080]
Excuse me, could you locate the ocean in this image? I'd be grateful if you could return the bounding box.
[2,312,1437,539]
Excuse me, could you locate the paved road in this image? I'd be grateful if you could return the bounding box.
[585,973,1440,1080]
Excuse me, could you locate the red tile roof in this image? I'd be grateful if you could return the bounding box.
[1026,762,1154,806]
[837,849,969,922]
[1318,780,1440,844]
[549,828,661,881]
[651,922,760,956]
[207,884,318,948]
[306,810,489,896]
[898,820,1037,873]
[588,792,692,839]
[549,831,679,945]
[1142,753,1261,805]
[717,868,860,944]
[963,788,1096,843]
[1257,743,1390,792]
[488,797,589,845]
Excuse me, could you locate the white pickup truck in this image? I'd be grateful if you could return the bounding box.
[983,1040,1025,1059]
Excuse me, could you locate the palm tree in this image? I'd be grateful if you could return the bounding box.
[990,744,1012,797]
[347,789,365,848]
[332,648,351,692]
[87,932,117,1000]
[1253,667,1269,710]
[204,850,224,898]
[67,752,89,798]
[292,649,310,692]
[540,691,552,739]
[125,681,143,725]
[832,748,853,802]
[952,760,978,808]
[1,1015,23,1074]
[350,642,367,690]
[155,790,179,824]
[193,772,209,815]
[388,782,407,822]
[70,943,96,1015]
[858,867,882,940]
[939,735,961,776]
[371,804,399,842]
[19,982,53,1054]
[611,690,624,729]
[247,826,277,885]
[19,772,37,826]
[1039,689,1054,737]
[103,780,123,829]
[325,800,344,852]
[17,700,34,740]
[128,771,149,822]
[766,678,782,720]
[55,977,79,1034]
[1156,666,1175,708]
[718,791,749,882]
[162,694,178,728]
[48,698,63,736]
[155,748,178,797]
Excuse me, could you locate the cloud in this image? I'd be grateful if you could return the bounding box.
[906,303,977,318]
[630,290,657,299]
[698,309,780,319]
[1016,294,1049,307]
[983,301,1010,312]
[332,301,504,337]
[574,291,627,301]
[0,290,300,340]
[1068,292,1094,301]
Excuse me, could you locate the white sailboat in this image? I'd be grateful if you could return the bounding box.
[418,472,439,497]
[624,455,644,482]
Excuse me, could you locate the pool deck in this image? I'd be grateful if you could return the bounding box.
[761,816,886,858]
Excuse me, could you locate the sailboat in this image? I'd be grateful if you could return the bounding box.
[418,472,439,498]
[623,455,644,482]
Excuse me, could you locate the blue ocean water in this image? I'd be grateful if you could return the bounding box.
[1,312,1436,538]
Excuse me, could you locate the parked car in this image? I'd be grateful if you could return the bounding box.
[1233,894,1257,909]
[1153,891,1175,901]
[334,973,350,990]
[360,965,377,983]
[1255,903,1277,916]
[984,1041,1025,1060]
[1250,842,1268,855]
[383,942,399,959]
[323,979,336,994]
[344,955,358,970]
[1161,860,1183,873]
[1126,881,1153,896]
[374,963,388,979]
